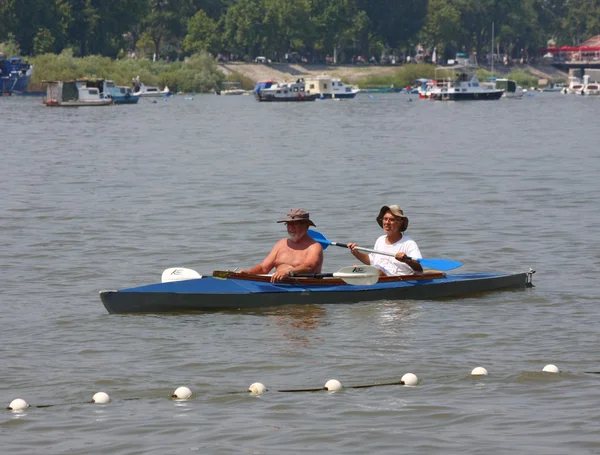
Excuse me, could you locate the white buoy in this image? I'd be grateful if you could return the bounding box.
[248,382,267,395]
[92,392,111,404]
[543,364,560,373]
[401,373,419,386]
[171,386,193,400]
[471,367,488,376]
[324,379,342,392]
[8,398,28,411]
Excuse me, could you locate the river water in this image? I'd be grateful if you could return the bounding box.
[2,92,599,454]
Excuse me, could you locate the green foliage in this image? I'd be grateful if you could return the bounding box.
[184,10,221,55]
[225,70,255,90]
[29,50,225,93]
[357,63,436,88]
[0,0,597,71]
[0,34,21,56]
[505,69,538,88]
[33,28,56,55]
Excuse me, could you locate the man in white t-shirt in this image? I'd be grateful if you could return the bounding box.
[348,205,423,276]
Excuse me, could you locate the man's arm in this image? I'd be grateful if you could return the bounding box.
[240,241,282,274]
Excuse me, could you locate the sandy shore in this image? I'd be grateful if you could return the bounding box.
[218,61,568,84]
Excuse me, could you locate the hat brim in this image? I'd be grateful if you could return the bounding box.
[376,206,407,230]
[277,218,316,227]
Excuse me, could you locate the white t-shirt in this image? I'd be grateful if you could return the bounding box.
[369,234,422,276]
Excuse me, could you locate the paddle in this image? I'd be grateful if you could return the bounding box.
[308,229,462,271]
[165,265,378,285]
[161,267,202,283]
[291,265,380,285]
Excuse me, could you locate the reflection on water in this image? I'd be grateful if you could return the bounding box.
[377,301,421,336]
[267,305,328,346]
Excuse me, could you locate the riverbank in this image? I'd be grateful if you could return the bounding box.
[218,61,569,85]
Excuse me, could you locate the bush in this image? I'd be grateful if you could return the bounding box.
[29,50,224,92]
[357,63,437,88]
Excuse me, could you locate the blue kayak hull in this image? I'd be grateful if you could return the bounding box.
[99,270,534,314]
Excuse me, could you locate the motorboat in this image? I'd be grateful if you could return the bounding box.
[540,82,565,92]
[304,75,360,99]
[132,77,170,97]
[0,54,33,95]
[494,78,524,98]
[103,80,139,104]
[42,80,113,106]
[582,75,600,95]
[428,68,503,101]
[253,79,318,102]
[562,77,584,94]
[219,82,246,95]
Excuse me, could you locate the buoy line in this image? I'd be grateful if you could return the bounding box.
[4,365,569,411]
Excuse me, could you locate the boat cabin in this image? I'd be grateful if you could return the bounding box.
[42,79,112,106]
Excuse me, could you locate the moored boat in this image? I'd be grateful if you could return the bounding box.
[0,54,33,95]
[429,68,504,101]
[253,78,318,102]
[219,81,246,95]
[304,75,360,99]
[494,78,524,98]
[104,80,139,104]
[132,77,170,97]
[99,268,535,314]
[42,80,113,107]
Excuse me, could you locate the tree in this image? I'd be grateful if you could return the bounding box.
[222,0,266,57]
[33,28,56,54]
[419,0,461,60]
[184,9,220,54]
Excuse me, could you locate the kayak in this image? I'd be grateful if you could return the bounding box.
[99,268,535,314]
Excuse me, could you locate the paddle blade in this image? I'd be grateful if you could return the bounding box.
[417,258,462,271]
[333,265,380,285]
[308,229,330,250]
[161,267,202,282]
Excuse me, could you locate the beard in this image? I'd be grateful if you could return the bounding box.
[288,230,304,242]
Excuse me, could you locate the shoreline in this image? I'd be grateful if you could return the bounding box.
[218,61,569,84]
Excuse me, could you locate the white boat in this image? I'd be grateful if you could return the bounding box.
[540,82,565,92]
[428,68,503,101]
[304,75,360,99]
[494,78,524,98]
[132,77,170,97]
[253,79,318,102]
[220,82,246,95]
[562,77,584,94]
[582,75,600,95]
[42,80,113,107]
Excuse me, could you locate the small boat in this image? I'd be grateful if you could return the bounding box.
[219,81,246,95]
[562,77,584,94]
[132,77,170,97]
[253,79,318,102]
[0,54,33,95]
[494,78,524,98]
[42,80,113,107]
[304,75,360,99]
[581,75,600,95]
[104,80,139,104]
[429,68,503,101]
[540,82,565,92]
[99,267,535,314]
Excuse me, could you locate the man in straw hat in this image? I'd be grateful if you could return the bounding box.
[348,205,423,276]
[240,208,323,282]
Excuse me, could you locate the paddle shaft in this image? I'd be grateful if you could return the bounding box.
[326,241,418,261]
[307,229,463,271]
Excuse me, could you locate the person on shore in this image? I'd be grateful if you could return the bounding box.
[240,208,323,282]
[348,205,423,276]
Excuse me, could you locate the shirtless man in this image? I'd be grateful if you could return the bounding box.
[240,208,323,283]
